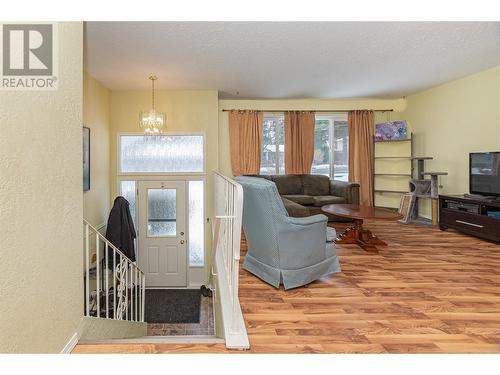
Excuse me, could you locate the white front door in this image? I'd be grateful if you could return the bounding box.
[138,180,187,287]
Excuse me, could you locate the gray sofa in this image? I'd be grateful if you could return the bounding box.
[252,174,360,221]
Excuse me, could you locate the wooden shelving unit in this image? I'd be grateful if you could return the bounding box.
[372,133,414,209]
[372,133,446,225]
[374,189,409,194]
[375,138,412,143]
[374,173,412,177]
[374,156,413,159]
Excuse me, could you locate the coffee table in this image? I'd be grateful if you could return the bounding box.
[322,204,402,252]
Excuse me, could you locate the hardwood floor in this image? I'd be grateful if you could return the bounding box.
[74,220,500,354]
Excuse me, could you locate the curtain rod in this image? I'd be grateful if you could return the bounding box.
[221,109,394,113]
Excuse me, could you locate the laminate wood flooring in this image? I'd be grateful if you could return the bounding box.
[74,221,500,354]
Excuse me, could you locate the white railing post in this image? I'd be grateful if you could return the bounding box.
[141,273,146,322]
[125,260,129,321]
[137,268,141,322]
[96,233,100,318]
[135,267,138,322]
[129,263,133,321]
[105,242,109,319]
[118,253,124,320]
[85,224,90,317]
[211,218,221,277]
[118,254,123,320]
[231,182,243,334]
[113,248,116,320]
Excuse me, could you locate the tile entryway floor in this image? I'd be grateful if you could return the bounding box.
[147,295,214,336]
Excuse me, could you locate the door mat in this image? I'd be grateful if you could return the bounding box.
[145,289,201,323]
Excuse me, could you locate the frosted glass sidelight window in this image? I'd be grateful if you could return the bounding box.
[120,181,137,229]
[188,180,204,267]
[120,135,204,173]
[147,189,176,237]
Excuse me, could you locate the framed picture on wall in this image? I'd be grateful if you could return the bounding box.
[83,127,90,191]
[375,120,408,140]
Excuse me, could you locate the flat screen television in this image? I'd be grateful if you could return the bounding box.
[470,152,500,197]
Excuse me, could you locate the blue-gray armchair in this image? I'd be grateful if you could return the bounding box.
[235,176,341,290]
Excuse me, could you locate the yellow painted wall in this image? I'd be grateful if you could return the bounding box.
[0,23,84,353]
[79,316,146,341]
[109,90,219,284]
[218,98,407,176]
[394,66,500,217]
[83,73,111,229]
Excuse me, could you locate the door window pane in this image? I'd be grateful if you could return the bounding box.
[261,116,285,175]
[120,135,204,173]
[147,189,176,236]
[188,180,204,267]
[120,181,137,229]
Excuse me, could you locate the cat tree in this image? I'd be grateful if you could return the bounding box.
[400,157,448,226]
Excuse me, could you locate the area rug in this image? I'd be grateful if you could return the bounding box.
[145,289,201,323]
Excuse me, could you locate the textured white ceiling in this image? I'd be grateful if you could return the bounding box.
[85,22,500,99]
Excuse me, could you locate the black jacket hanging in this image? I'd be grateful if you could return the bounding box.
[105,196,137,263]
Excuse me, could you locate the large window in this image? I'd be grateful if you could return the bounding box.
[312,114,349,181]
[260,114,285,175]
[119,134,204,173]
[259,113,349,180]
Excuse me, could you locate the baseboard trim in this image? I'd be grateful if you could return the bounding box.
[79,335,224,345]
[61,332,80,354]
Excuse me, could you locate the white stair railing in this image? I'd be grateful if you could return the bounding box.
[83,219,145,322]
[212,171,249,349]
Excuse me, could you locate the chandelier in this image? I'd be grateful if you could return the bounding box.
[139,75,165,134]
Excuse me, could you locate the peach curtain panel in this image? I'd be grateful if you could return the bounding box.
[348,110,375,206]
[284,111,316,174]
[228,110,264,176]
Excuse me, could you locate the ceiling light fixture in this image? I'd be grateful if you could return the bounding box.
[139,75,165,134]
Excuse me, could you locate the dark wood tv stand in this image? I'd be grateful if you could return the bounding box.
[439,194,500,243]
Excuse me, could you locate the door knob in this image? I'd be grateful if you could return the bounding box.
[180,240,185,244]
